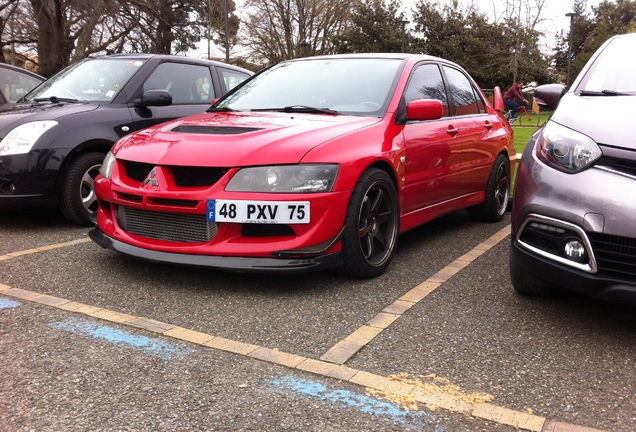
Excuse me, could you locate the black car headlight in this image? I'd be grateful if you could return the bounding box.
[0,121,57,156]
[226,164,339,193]
[535,121,602,173]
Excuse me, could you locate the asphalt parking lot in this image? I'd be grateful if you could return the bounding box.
[1,208,633,432]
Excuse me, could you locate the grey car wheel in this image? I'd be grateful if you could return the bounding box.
[60,152,105,226]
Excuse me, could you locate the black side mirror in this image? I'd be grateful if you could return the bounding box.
[136,89,172,107]
[533,84,567,110]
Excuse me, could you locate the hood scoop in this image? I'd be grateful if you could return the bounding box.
[170,125,263,135]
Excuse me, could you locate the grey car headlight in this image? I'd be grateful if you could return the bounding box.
[99,151,116,179]
[535,121,602,173]
[226,164,339,192]
[0,121,58,156]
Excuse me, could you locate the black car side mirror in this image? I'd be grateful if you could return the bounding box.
[136,89,172,107]
[533,84,566,110]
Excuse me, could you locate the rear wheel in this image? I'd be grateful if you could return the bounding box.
[341,169,399,278]
[467,154,509,222]
[518,110,541,128]
[60,152,105,226]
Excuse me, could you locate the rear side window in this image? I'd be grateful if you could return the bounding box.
[0,68,41,103]
[144,63,214,104]
[404,63,450,117]
[443,66,486,116]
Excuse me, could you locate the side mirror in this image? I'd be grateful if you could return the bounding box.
[533,84,566,110]
[136,89,172,108]
[493,86,504,111]
[406,99,443,121]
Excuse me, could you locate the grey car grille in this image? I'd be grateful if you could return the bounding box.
[589,233,636,277]
[116,205,217,243]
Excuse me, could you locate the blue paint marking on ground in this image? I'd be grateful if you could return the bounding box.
[49,317,193,359]
[0,297,22,310]
[270,376,447,431]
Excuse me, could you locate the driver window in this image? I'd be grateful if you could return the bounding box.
[404,64,450,117]
[144,63,214,104]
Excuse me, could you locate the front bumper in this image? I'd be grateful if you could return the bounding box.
[511,239,636,305]
[89,226,343,274]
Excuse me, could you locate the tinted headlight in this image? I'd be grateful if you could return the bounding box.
[99,151,116,179]
[535,121,601,173]
[226,164,338,192]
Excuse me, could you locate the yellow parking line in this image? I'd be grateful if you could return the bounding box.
[319,225,512,365]
[0,238,91,261]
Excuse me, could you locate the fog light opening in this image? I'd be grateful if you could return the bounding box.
[564,239,587,262]
[0,181,16,195]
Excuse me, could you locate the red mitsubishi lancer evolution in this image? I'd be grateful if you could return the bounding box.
[90,53,514,278]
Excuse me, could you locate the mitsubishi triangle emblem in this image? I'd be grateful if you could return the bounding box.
[143,167,159,187]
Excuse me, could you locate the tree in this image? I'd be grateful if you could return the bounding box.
[240,0,352,66]
[333,0,410,53]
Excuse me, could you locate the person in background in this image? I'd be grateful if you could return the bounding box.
[503,81,528,122]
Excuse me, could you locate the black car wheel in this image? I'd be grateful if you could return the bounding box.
[60,152,105,226]
[510,245,554,296]
[468,153,509,222]
[341,168,399,278]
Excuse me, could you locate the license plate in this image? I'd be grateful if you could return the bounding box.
[207,199,310,224]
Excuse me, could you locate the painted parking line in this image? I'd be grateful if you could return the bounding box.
[0,230,607,432]
[50,317,194,359]
[269,375,445,432]
[0,238,91,261]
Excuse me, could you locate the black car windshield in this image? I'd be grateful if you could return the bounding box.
[579,35,636,96]
[27,58,147,103]
[216,58,402,116]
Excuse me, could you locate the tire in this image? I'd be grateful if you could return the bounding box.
[60,152,105,226]
[467,154,510,222]
[518,110,540,128]
[340,168,399,278]
[510,244,554,296]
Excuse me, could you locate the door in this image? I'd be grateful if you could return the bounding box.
[402,63,464,212]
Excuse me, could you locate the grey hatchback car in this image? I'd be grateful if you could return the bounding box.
[511,32,636,305]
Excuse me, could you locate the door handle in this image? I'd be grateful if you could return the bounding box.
[446,125,460,136]
[484,120,493,129]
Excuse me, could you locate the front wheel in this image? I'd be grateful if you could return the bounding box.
[340,169,400,278]
[60,152,105,226]
[518,110,541,128]
[467,154,509,222]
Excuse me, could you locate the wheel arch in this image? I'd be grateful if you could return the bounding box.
[55,139,113,192]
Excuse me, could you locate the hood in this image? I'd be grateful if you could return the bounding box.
[113,111,383,166]
[0,102,98,135]
[551,94,636,150]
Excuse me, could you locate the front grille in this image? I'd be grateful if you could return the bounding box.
[116,205,217,243]
[172,166,226,187]
[589,233,636,277]
[125,161,155,182]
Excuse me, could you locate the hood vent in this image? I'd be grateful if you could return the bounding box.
[170,125,262,135]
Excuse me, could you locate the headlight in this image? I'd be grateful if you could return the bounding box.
[99,151,116,179]
[226,164,339,192]
[0,121,58,156]
[535,121,601,173]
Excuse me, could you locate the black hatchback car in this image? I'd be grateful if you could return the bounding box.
[0,54,252,225]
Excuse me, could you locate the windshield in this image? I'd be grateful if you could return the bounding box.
[27,58,146,102]
[216,58,403,116]
[579,35,636,95]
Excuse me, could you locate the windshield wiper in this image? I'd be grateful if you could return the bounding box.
[252,105,339,115]
[579,89,631,96]
[34,96,79,103]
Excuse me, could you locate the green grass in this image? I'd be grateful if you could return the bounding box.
[509,111,549,196]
